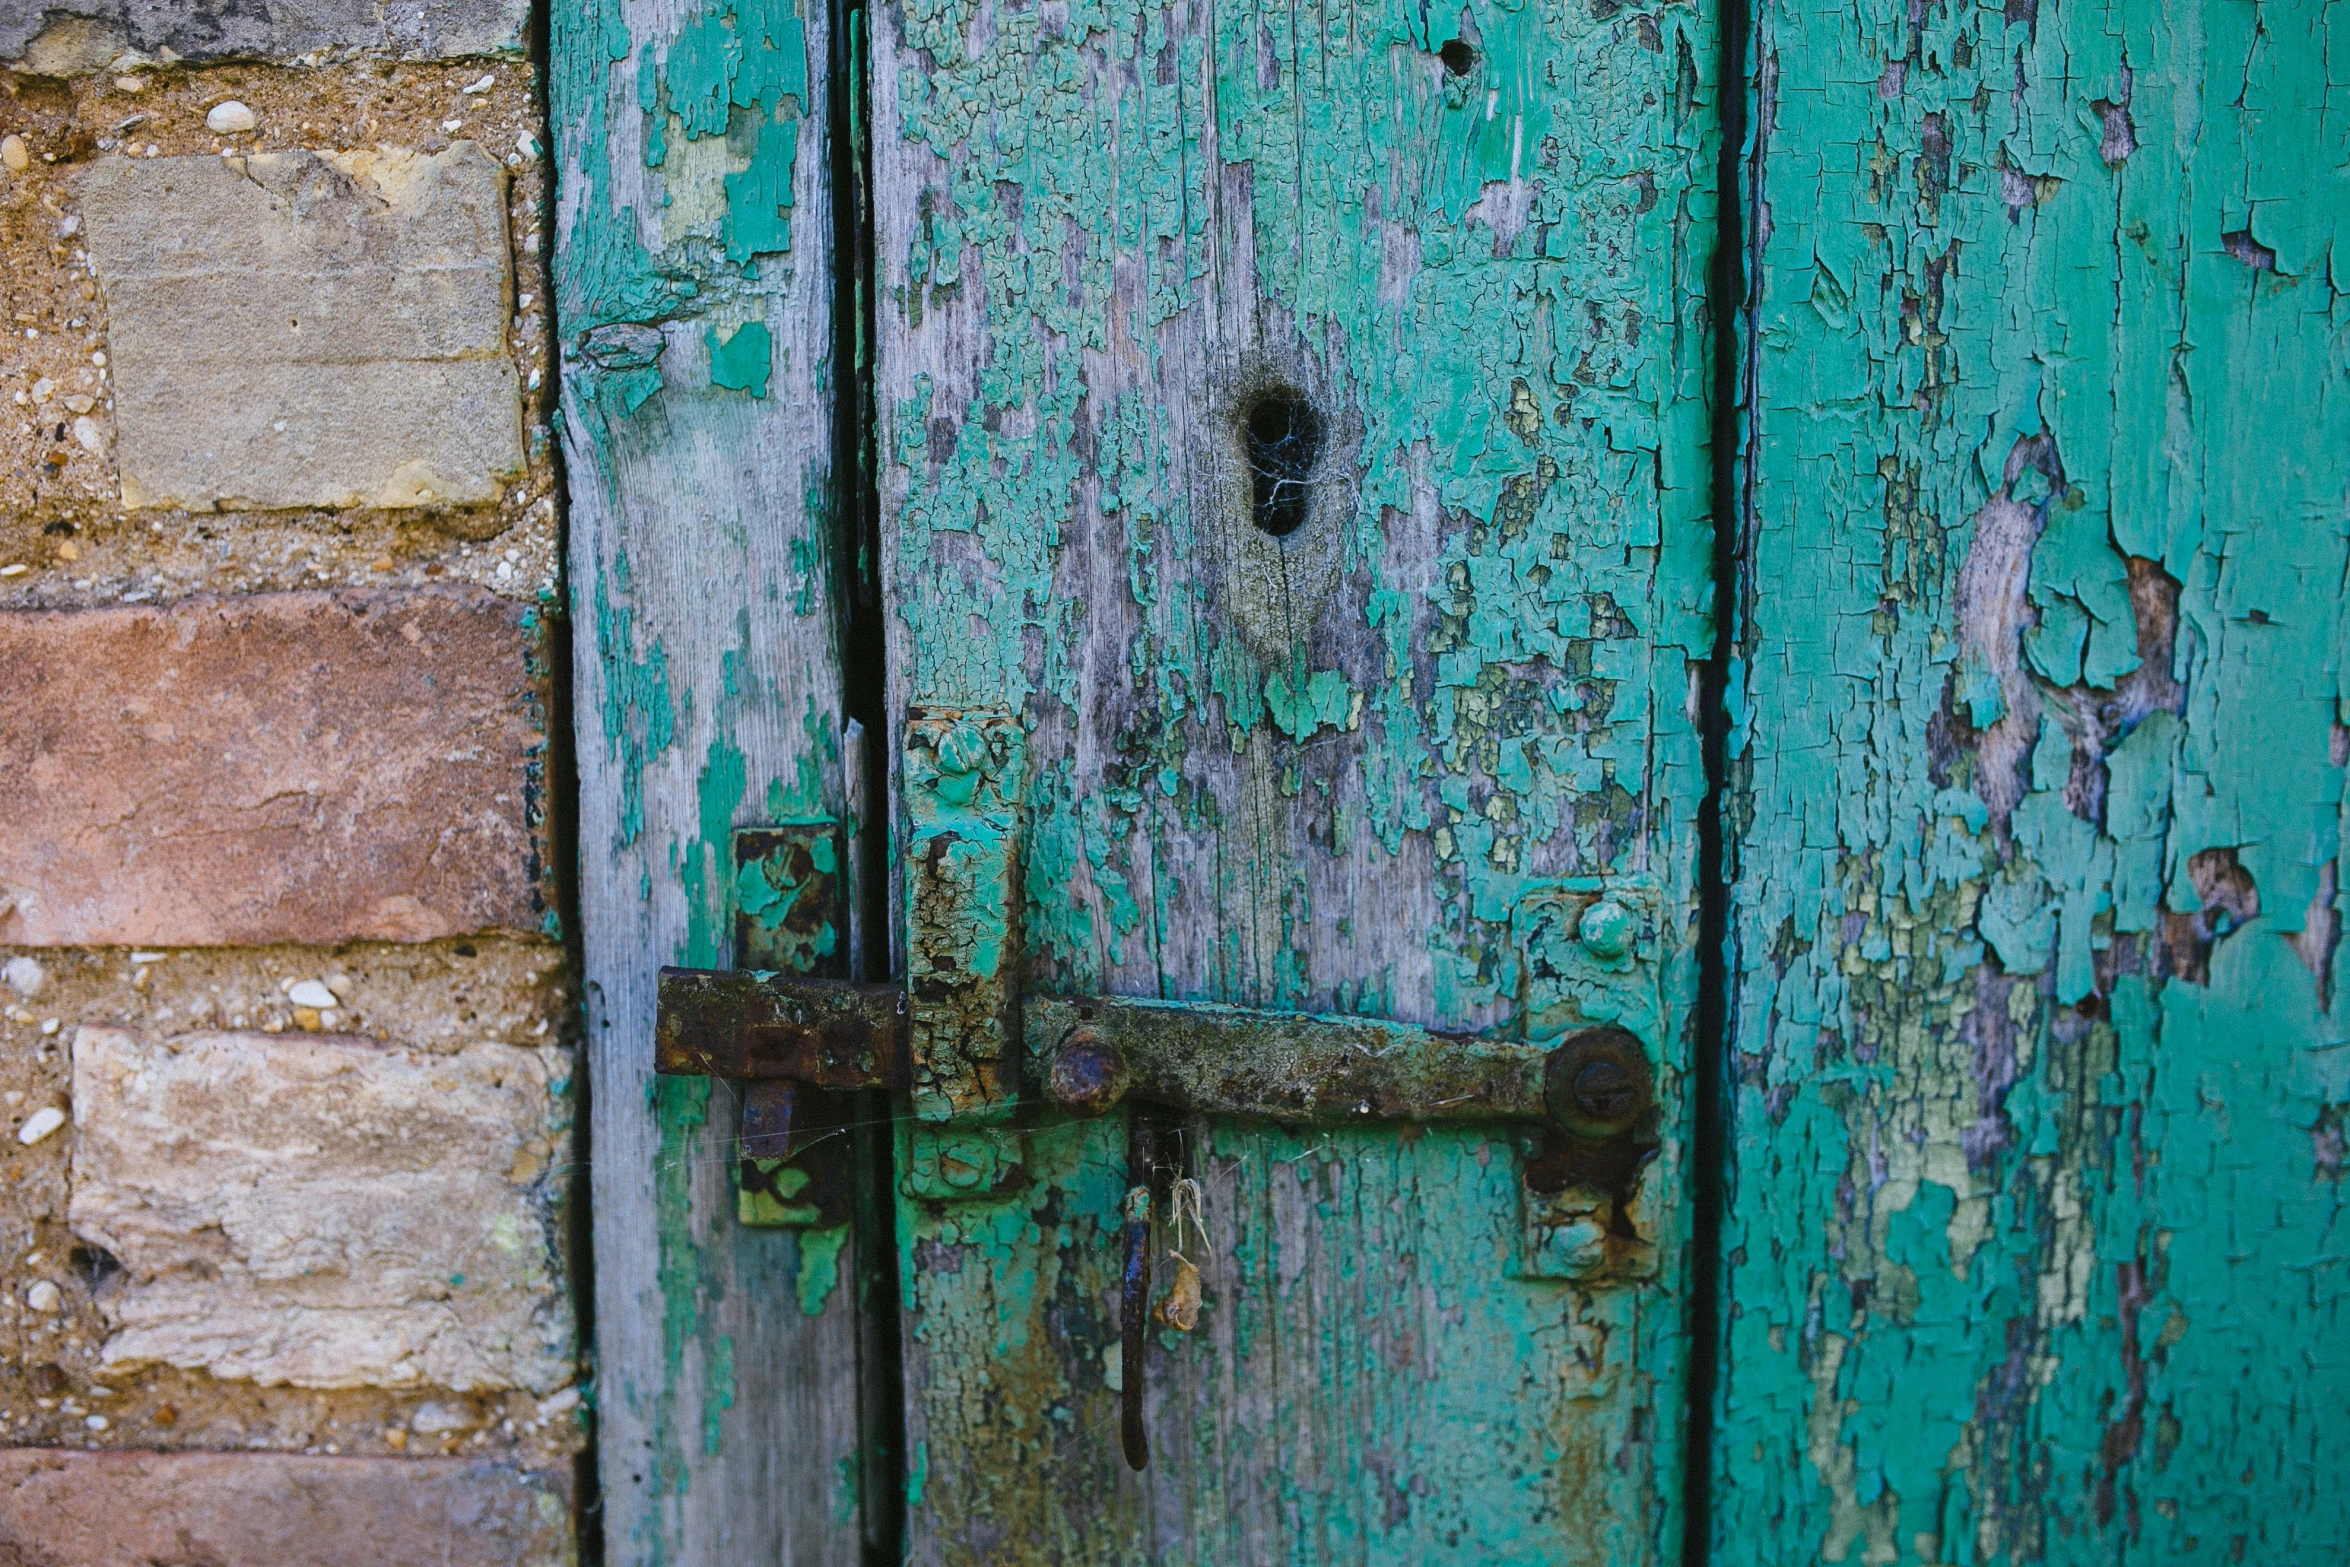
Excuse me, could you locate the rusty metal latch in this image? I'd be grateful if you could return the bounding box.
[660,714,1670,1469]
[660,967,1612,1127]
[657,708,1667,1279]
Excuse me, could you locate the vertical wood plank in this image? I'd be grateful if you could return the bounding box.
[1724,0,2350,1558]
[550,0,864,1560]
[872,0,1720,1555]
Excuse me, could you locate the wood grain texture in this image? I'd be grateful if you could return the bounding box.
[550,0,865,1560]
[870,0,1720,1552]
[1721,0,2350,1558]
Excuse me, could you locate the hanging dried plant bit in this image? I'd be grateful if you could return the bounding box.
[1154,1253,1202,1331]
[1168,1177,1209,1252]
[1153,1174,1208,1329]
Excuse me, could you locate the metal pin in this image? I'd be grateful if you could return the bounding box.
[1119,1183,1151,1471]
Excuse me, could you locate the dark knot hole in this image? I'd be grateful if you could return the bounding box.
[1243,391,1323,539]
[1438,39,1477,75]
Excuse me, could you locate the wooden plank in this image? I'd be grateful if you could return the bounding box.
[870,0,1720,1554]
[549,0,867,1560]
[1722,0,2350,1558]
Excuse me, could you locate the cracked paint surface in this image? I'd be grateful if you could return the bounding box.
[873,0,1717,1552]
[554,0,862,1558]
[1722,0,2350,1559]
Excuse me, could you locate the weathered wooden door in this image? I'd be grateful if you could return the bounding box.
[867,0,1717,1551]
[557,0,2350,1556]
[1716,1,2350,1561]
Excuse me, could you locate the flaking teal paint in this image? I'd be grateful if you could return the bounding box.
[708,319,776,395]
[592,558,678,851]
[877,0,1718,1549]
[648,0,809,261]
[1723,0,2350,1559]
[553,0,677,337]
[554,0,850,1553]
[793,1224,849,1315]
[884,0,1715,1041]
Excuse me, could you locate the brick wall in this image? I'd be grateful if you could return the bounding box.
[0,7,578,1560]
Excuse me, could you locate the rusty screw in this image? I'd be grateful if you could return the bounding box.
[1570,1057,1637,1124]
[1542,1027,1651,1140]
[1047,1026,1129,1116]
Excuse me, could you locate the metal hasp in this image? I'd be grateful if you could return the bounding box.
[655,715,1667,1288]
[657,966,1665,1287]
[899,709,1027,1198]
[654,966,907,1090]
[656,968,1645,1131]
[661,849,1665,1303]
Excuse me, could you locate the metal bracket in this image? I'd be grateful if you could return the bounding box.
[720,823,859,1229]
[902,708,1024,1123]
[901,708,1025,1198]
[1512,876,1666,1281]
[734,823,846,977]
[657,743,1669,1257]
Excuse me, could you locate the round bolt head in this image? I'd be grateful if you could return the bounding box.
[935,721,990,778]
[1542,1027,1652,1141]
[1571,1058,1638,1123]
[1047,1026,1128,1116]
[1577,899,1633,959]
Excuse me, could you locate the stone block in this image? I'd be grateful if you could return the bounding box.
[83,145,522,512]
[0,588,551,948]
[3,2,529,75]
[0,1450,568,1567]
[69,1026,572,1393]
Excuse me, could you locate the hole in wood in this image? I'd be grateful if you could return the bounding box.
[1438,38,1477,75]
[1242,389,1322,538]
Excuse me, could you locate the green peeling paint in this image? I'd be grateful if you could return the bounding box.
[707,319,773,397]
[832,1457,861,1529]
[731,825,840,973]
[737,1160,821,1226]
[556,0,840,1543]
[652,0,808,262]
[1264,667,1361,743]
[701,1332,735,1456]
[564,0,2343,1547]
[554,0,807,403]
[592,558,678,850]
[1722,0,2350,1559]
[878,0,1716,1546]
[795,1224,849,1317]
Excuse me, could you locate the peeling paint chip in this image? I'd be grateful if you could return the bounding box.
[82,146,524,513]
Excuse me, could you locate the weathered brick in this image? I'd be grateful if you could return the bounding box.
[3,2,530,76]
[70,1026,572,1392]
[0,588,550,947]
[0,1449,568,1566]
[84,145,522,513]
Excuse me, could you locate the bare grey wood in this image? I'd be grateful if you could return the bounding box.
[553,0,862,1558]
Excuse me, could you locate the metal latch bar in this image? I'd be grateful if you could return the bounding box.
[654,966,907,1089]
[1024,994,1549,1123]
[655,966,1638,1132]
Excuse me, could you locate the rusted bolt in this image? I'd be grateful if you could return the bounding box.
[1542,1027,1651,1140]
[1570,1058,1637,1123]
[1046,1026,1129,1115]
[1577,899,1633,959]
